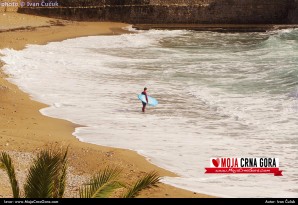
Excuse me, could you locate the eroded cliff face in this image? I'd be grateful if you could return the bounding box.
[18,0,298,24]
[288,0,298,23]
[149,0,213,5]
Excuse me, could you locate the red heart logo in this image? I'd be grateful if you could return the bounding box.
[212,158,220,167]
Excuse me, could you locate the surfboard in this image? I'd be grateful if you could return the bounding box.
[138,94,158,107]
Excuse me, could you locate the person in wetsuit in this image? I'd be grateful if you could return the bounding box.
[141,87,148,112]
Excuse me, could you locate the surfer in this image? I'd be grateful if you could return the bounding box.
[141,87,149,112]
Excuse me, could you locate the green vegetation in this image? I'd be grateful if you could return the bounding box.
[0,148,160,198]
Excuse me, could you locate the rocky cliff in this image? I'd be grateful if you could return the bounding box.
[288,0,298,23]
[18,0,298,24]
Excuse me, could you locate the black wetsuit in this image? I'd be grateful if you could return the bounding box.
[141,91,148,112]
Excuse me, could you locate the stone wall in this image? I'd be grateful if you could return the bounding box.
[18,0,298,24]
[288,0,298,23]
[149,0,213,5]
[58,0,151,7]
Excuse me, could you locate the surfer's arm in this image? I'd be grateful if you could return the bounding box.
[145,94,149,103]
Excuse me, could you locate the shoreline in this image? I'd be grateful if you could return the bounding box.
[133,24,298,32]
[0,13,212,198]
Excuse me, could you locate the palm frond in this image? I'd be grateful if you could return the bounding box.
[79,167,123,198]
[123,171,160,198]
[0,152,20,198]
[24,148,68,198]
[54,147,68,198]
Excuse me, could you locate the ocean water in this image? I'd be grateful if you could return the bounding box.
[1,28,298,197]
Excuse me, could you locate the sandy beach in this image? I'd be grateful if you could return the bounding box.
[0,12,212,198]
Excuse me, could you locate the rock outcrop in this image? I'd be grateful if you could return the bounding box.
[18,0,298,24]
